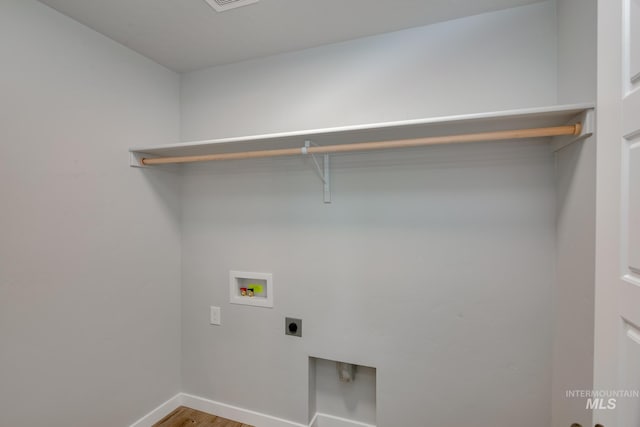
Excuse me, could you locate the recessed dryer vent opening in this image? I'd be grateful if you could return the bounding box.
[309,357,377,427]
[203,0,259,12]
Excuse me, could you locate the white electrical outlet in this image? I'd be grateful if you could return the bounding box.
[210,306,221,326]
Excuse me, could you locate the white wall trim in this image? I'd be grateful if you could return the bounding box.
[310,413,376,427]
[129,393,376,427]
[129,394,183,427]
[309,412,320,427]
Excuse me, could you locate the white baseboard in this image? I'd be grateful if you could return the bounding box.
[129,393,375,427]
[310,413,376,427]
[129,394,183,427]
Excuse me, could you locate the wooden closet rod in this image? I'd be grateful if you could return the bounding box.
[140,123,581,166]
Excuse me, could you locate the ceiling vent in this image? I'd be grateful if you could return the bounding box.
[203,0,259,12]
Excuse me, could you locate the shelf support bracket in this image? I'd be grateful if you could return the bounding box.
[304,140,331,204]
[551,109,594,152]
[323,153,331,204]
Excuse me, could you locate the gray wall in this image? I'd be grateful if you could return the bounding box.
[0,1,597,426]
[179,2,558,426]
[553,138,596,427]
[552,1,597,426]
[556,0,597,104]
[180,2,557,141]
[0,1,182,426]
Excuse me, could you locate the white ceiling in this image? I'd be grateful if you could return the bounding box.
[38,0,545,73]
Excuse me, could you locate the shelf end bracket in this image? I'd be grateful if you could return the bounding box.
[130,151,149,168]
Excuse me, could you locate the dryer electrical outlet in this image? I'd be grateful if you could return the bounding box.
[285,317,302,337]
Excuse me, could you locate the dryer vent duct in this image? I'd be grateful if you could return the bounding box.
[337,362,357,383]
[203,0,259,12]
